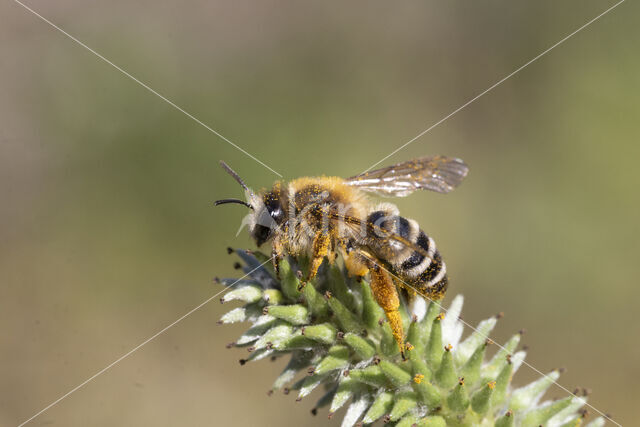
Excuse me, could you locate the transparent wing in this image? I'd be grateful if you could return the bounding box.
[346,156,468,197]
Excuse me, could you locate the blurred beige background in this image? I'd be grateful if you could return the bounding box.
[1,1,638,425]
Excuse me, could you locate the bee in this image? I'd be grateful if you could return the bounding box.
[215,156,468,357]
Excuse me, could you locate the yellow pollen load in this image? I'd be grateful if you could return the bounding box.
[436,313,445,321]
[405,342,415,351]
[445,343,453,351]
[413,374,425,384]
[488,381,496,389]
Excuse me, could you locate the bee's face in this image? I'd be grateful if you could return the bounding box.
[247,190,285,246]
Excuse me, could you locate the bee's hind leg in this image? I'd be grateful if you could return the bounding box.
[299,230,331,291]
[366,258,406,359]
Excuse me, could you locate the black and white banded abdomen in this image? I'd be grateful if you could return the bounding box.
[364,205,448,300]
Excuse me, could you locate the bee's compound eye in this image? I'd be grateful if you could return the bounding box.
[264,194,284,224]
[270,206,284,223]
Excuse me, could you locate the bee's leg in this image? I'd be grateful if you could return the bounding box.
[344,251,368,280]
[300,231,331,290]
[393,277,416,305]
[368,261,406,359]
[271,231,284,279]
[328,238,342,264]
[337,238,351,262]
[339,239,366,280]
[392,277,410,294]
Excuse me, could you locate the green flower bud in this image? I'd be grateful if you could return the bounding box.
[301,323,337,344]
[495,410,515,427]
[218,307,248,324]
[362,391,394,424]
[262,288,284,305]
[470,381,495,416]
[325,291,362,333]
[379,359,412,387]
[426,313,445,370]
[388,391,418,421]
[329,376,358,414]
[510,369,561,411]
[348,365,388,388]
[301,281,329,318]
[343,332,376,360]
[455,317,497,365]
[520,396,573,427]
[435,345,457,389]
[447,378,470,412]
[314,345,350,375]
[264,304,309,325]
[221,284,263,304]
[460,340,488,387]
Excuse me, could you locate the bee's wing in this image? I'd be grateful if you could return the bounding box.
[328,212,431,260]
[345,156,468,197]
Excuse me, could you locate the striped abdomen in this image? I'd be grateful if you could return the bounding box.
[366,209,448,300]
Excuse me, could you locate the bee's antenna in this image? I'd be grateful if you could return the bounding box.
[214,198,254,210]
[220,161,249,191]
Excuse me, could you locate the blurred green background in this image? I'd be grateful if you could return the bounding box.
[1,1,638,425]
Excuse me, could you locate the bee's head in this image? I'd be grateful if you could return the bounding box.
[246,189,286,246]
[215,161,285,247]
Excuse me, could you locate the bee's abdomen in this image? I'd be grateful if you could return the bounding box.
[400,231,430,270]
[414,248,448,300]
[366,210,448,300]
